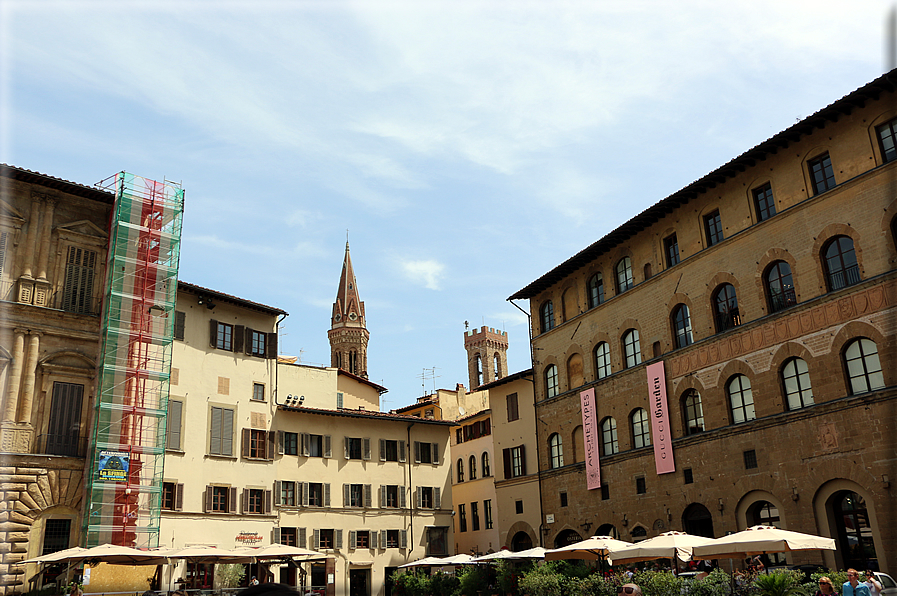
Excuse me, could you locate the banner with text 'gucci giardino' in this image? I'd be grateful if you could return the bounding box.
[646,361,675,475]
[579,388,601,489]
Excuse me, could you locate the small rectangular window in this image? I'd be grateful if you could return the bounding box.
[246,488,265,514]
[877,118,897,163]
[162,482,177,510]
[61,247,97,314]
[471,501,480,531]
[684,468,694,484]
[174,311,186,341]
[704,210,723,247]
[283,432,298,456]
[308,483,324,507]
[251,383,265,402]
[601,484,610,501]
[753,183,776,222]
[167,400,183,451]
[507,393,519,422]
[808,153,836,195]
[664,234,680,268]
[560,492,568,507]
[386,529,400,548]
[250,330,266,357]
[458,503,467,532]
[209,407,234,456]
[337,392,344,409]
[216,322,233,351]
[484,500,493,529]
[42,519,72,555]
[635,477,647,494]
[515,500,523,514]
[280,481,296,506]
[743,449,758,470]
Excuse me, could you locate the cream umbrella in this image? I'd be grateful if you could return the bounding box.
[611,531,717,565]
[438,554,477,565]
[545,535,633,561]
[19,547,88,565]
[398,556,447,568]
[234,544,322,560]
[472,547,547,562]
[692,525,836,560]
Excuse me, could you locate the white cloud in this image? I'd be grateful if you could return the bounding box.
[400,259,445,290]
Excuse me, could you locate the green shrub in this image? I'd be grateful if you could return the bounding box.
[633,570,686,596]
[754,570,808,596]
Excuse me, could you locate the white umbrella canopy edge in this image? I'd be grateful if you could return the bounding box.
[398,556,446,568]
[610,531,717,565]
[691,525,837,560]
[19,547,89,565]
[544,535,634,561]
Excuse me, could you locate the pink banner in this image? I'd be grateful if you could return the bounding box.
[647,362,675,474]
[579,388,601,489]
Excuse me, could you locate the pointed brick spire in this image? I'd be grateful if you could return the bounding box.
[329,242,369,377]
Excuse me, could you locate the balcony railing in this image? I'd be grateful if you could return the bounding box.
[828,265,861,292]
[769,287,797,313]
[714,309,742,333]
[35,434,87,458]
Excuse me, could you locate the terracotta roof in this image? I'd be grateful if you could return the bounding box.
[337,368,388,394]
[1,164,115,204]
[475,369,534,391]
[393,397,438,413]
[178,281,288,316]
[456,408,492,424]
[277,404,457,426]
[509,68,897,300]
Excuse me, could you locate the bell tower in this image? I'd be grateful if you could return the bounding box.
[463,324,508,389]
[328,242,369,378]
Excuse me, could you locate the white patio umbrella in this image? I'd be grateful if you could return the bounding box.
[545,535,633,561]
[399,556,447,568]
[19,547,88,565]
[438,554,476,565]
[162,545,253,563]
[69,544,169,565]
[610,531,716,565]
[691,525,836,560]
[472,546,547,562]
[234,544,322,560]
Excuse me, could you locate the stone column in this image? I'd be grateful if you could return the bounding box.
[20,200,42,280]
[2,330,26,422]
[35,198,56,281]
[16,332,41,424]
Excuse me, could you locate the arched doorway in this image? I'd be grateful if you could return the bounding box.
[746,501,785,565]
[596,524,618,539]
[511,531,533,552]
[831,491,877,570]
[683,503,714,538]
[554,529,583,548]
[631,526,648,542]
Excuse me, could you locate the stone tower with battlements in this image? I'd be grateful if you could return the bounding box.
[464,325,508,389]
[328,242,369,378]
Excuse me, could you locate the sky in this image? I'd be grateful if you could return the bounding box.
[2,0,893,409]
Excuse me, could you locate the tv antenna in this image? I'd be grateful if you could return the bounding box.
[418,367,440,395]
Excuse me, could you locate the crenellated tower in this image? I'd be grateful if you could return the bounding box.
[463,325,508,389]
[328,242,369,378]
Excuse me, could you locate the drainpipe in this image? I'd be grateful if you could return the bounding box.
[508,298,545,548]
[273,312,288,406]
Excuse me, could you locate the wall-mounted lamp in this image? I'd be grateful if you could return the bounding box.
[283,394,305,408]
[791,487,800,502]
[622,514,628,527]
[883,475,890,489]
[718,498,724,511]
[666,508,672,522]
[580,522,592,533]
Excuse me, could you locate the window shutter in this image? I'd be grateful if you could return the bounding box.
[399,488,407,509]
[379,439,386,461]
[399,440,406,462]
[379,530,387,550]
[241,428,251,458]
[370,530,377,549]
[400,530,407,549]
[432,443,439,464]
[364,484,372,508]
[264,490,272,513]
[344,437,349,459]
[234,325,245,353]
[222,409,234,456]
[167,400,182,450]
[241,489,249,514]
[434,487,441,509]
[300,433,309,457]
[324,435,332,458]
[203,486,212,512]
[267,431,276,460]
[362,437,371,460]
[274,481,282,506]
[210,408,222,455]
[349,531,356,550]
[301,482,309,507]
[324,483,331,507]
[415,487,421,509]
[503,448,512,480]
[266,332,277,359]
[175,484,184,511]
[209,320,218,348]
[520,445,527,476]
[228,487,238,513]
[313,529,320,550]
[414,441,421,463]
[273,527,281,544]
[174,311,186,341]
[277,431,285,455]
[379,485,386,508]
[343,484,350,507]
[335,530,343,550]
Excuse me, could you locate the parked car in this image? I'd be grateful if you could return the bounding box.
[873,572,897,596]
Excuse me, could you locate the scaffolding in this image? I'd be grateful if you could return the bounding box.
[82,172,184,547]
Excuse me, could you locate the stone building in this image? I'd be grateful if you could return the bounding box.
[509,70,897,570]
[329,242,369,379]
[0,165,114,592]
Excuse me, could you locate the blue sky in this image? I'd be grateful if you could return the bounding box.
[2,0,891,409]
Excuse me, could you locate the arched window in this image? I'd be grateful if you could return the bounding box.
[594,342,611,379]
[622,329,642,368]
[469,455,477,480]
[601,417,619,455]
[832,491,878,570]
[481,452,490,477]
[549,433,564,469]
[727,375,756,424]
[683,390,704,435]
[631,408,652,449]
[782,358,814,410]
[631,526,648,542]
[456,458,464,483]
[671,304,693,349]
[540,301,555,333]
[494,353,502,380]
[545,365,559,398]
[475,354,483,386]
[587,274,604,308]
[616,257,634,294]
[844,338,885,395]
[766,261,796,313]
[713,284,740,333]
[823,236,860,291]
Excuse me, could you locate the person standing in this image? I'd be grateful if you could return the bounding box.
[865,571,883,596]
[815,576,838,596]
[843,569,872,596]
